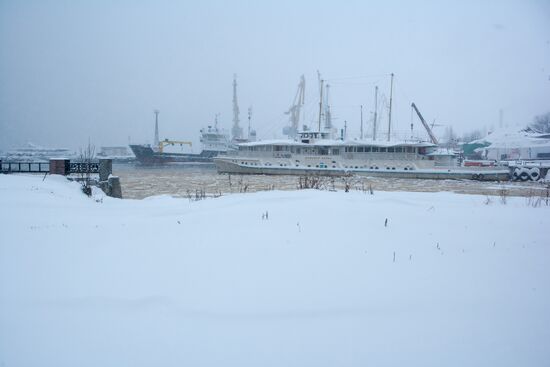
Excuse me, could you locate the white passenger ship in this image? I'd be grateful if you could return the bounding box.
[214,130,510,181]
[215,74,510,181]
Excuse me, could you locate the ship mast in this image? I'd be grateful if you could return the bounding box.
[231,74,243,140]
[324,83,332,130]
[318,72,324,132]
[373,86,378,141]
[387,73,394,142]
[360,105,363,139]
[247,106,252,139]
[154,109,160,147]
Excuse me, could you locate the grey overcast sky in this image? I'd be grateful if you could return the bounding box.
[1,0,549,150]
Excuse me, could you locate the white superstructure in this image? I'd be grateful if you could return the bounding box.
[214,130,510,180]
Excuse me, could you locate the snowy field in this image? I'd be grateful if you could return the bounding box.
[1,174,549,367]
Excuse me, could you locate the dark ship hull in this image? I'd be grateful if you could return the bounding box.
[129,145,223,166]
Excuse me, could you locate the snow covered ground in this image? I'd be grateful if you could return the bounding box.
[1,174,549,367]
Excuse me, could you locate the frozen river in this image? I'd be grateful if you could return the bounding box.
[113,163,549,199]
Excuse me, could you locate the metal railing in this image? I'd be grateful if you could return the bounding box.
[1,161,102,174]
[1,162,50,173]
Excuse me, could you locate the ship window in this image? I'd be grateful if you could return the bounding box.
[296,148,301,154]
[371,147,379,152]
[274,146,283,151]
[387,147,395,153]
[395,147,403,153]
[357,147,364,152]
[365,147,372,152]
[319,148,329,155]
[380,147,387,152]
[332,149,340,155]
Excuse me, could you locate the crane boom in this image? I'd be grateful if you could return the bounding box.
[411,102,439,144]
[158,139,192,153]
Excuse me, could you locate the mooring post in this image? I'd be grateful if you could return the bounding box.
[98,159,112,182]
[108,176,122,198]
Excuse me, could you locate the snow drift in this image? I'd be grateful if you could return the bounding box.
[0,174,549,367]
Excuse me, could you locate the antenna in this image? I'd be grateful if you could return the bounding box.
[154,109,160,147]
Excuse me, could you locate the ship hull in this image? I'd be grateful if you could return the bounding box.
[214,158,511,181]
[129,145,222,166]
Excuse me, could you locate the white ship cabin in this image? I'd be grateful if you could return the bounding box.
[200,125,231,152]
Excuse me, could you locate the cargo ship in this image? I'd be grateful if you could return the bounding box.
[130,124,234,166]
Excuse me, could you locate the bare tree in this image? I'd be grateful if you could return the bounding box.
[79,142,95,196]
[531,112,550,133]
[461,129,483,143]
[442,126,458,147]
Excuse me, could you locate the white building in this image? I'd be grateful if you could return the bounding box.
[472,128,550,161]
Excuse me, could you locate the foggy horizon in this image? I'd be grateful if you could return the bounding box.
[1,0,549,151]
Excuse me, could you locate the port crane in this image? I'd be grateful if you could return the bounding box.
[283,75,306,138]
[411,102,439,145]
[158,139,192,153]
